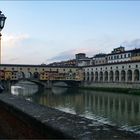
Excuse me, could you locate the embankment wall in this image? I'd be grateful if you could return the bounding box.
[0,94,139,139]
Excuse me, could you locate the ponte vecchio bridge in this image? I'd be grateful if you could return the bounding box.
[0,64,84,87]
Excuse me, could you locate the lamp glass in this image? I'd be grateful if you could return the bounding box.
[0,17,6,30]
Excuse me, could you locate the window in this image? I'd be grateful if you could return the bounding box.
[116,66,118,69]
[12,68,14,70]
[124,54,126,58]
[136,65,138,68]
[110,67,112,69]
[129,65,131,68]
[121,55,122,58]
[122,66,124,69]
[128,53,131,57]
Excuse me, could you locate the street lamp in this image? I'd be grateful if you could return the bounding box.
[0,11,6,64]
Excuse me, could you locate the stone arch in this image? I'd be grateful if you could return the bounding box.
[121,70,126,82]
[109,71,113,82]
[115,70,119,82]
[127,70,132,82]
[91,71,94,81]
[134,69,139,81]
[87,72,89,81]
[17,71,25,79]
[33,72,40,79]
[25,72,33,79]
[104,71,108,82]
[99,71,103,82]
[95,71,98,82]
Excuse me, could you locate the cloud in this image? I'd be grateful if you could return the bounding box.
[47,47,99,63]
[3,33,30,47]
[47,37,120,63]
[121,39,140,50]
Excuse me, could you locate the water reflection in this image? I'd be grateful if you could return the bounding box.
[52,87,68,95]
[11,81,38,97]
[11,83,140,134]
[28,88,140,134]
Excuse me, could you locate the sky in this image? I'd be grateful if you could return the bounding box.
[0,1,140,64]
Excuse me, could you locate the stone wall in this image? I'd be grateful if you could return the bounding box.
[83,82,140,89]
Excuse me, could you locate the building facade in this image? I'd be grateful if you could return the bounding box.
[83,61,140,83]
[0,64,83,81]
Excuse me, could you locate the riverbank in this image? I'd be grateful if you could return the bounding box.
[80,82,140,95]
[80,86,140,95]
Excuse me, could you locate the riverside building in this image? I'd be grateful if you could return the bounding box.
[83,47,140,85]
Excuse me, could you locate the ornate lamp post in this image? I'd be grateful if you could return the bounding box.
[0,11,6,64]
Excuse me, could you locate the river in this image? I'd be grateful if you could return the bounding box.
[10,81,140,134]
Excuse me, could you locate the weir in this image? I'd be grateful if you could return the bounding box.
[0,94,139,139]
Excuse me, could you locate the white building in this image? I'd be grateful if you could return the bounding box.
[107,46,132,63]
[83,61,140,83]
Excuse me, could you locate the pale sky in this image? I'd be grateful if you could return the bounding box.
[0,1,140,64]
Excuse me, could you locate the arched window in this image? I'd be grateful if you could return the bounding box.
[134,69,139,81]
[109,71,113,82]
[95,71,98,82]
[91,71,94,81]
[115,70,119,82]
[100,71,103,82]
[121,70,126,82]
[87,72,89,81]
[33,72,40,79]
[127,70,132,82]
[18,71,25,79]
[25,72,32,79]
[104,71,108,82]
